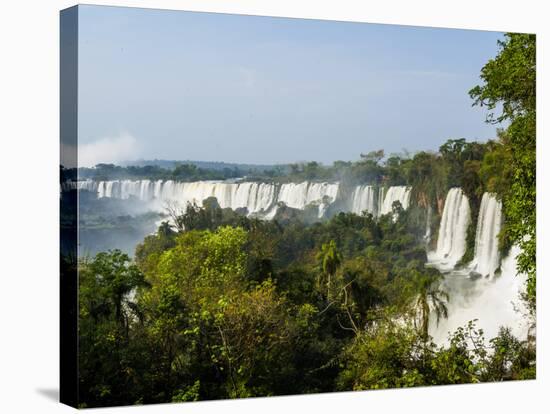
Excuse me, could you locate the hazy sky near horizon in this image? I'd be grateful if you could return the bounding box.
[77,5,504,166]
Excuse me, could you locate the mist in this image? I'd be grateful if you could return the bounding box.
[78,133,140,168]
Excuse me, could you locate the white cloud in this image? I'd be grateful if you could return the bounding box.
[78,132,140,167]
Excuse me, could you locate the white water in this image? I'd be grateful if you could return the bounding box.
[158,181,278,215]
[277,182,339,218]
[378,186,411,216]
[469,193,503,278]
[429,190,528,345]
[428,188,471,270]
[77,179,341,218]
[349,185,378,215]
[424,206,432,243]
[68,179,414,220]
[377,187,385,216]
[430,245,528,344]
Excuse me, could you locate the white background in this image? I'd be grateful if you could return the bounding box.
[0,0,547,412]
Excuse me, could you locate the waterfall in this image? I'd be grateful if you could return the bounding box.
[378,186,412,216]
[158,181,277,214]
[349,185,377,216]
[424,206,432,243]
[429,190,527,345]
[349,185,412,218]
[377,187,385,216]
[277,182,339,217]
[97,181,105,197]
[469,193,503,278]
[68,179,420,220]
[87,179,341,218]
[139,180,153,201]
[429,188,471,270]
[97,181,116,198]
[351,185,375,214]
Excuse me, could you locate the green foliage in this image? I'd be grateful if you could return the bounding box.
[79,162,247,181]
[338,319,534,391]
[457,219,476,266]
[78,199,534,407]
[470,33,536,309]
[337,316,430,390]
[78,250,149,406]
[411,269,449,342]
[172,380,201,402]
[316,240,343,299]
[135,221,177,274]
[479,132,514,196]
[469,34,535,123]
[430,321,485,384]
[483,327,536,381]
[406,152,446,204]
[76,32,536,407]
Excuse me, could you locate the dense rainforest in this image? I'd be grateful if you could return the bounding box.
[73,33,536,407]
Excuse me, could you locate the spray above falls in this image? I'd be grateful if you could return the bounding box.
[430,243,528,345]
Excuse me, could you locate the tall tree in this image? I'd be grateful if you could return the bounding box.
[412,270,449,343]
[317,240,343,300]
[78,250,148,406]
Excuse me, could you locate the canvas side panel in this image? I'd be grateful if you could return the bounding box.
[60,5,79,408]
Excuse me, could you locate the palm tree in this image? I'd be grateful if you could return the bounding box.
[316,240,343,300]
[413,271,449,343]
[90,249,146,330]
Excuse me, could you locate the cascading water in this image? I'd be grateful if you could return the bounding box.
[377,187,385,216]
[66,179,414,220]
[424,206,432,243]
[428,188,471,270]
[430,244,528,345]
[158,181,278,215]
[378,186,411,216]
[83,179,342,218]
[277,182,339,218]
[99,181,116,198]
[429,191,528,345]
[469,193,503,278]
[349,185,377,216]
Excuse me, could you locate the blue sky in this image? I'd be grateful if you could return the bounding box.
[77,5,504,166]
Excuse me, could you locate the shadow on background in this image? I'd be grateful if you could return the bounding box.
[36,388,59,402]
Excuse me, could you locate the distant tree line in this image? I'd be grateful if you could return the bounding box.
[78,163,250,181]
